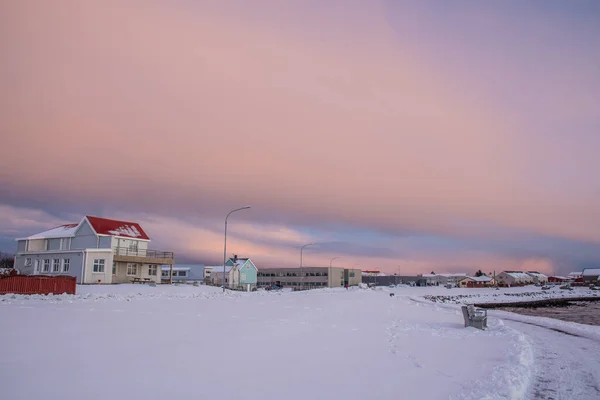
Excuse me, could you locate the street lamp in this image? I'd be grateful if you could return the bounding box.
[222,206,251,293]
[300,243,316,291]
[329,257,340,288]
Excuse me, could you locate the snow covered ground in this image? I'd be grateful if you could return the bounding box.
[1,284,599,399]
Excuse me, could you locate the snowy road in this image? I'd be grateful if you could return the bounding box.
[502,318,600,400]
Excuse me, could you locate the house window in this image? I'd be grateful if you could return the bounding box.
[43,259,50,272]
[52,258,60,272]
[34,260,40,273]
[62,259,70,273]
[24,258,32,267]
[112,262,117,275]
[161,270,169,277]
[93,259,105,273]
[148,265,157,276]
[127,263,137,276]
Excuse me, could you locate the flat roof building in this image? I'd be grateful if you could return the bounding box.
[257,267,361,290]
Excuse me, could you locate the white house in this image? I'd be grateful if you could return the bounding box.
[526,271,548,284]
[458,276,495,288]
[209,264,239,287]
[582,268,600,283]
[14,216,175,284]
[495,271,534,286]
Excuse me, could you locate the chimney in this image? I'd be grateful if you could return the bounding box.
[233,254,238,263]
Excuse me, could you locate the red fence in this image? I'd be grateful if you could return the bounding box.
[0,275,77,295]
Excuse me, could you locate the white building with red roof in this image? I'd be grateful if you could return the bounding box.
[14,216,174,284]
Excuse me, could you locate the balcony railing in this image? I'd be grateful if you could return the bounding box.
[113,247,174,260]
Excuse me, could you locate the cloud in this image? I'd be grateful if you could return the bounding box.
[0,1,599,275]
[3,204,598,276]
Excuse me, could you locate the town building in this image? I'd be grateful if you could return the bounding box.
[257,267,361,289]
[161,264,204,283]
[203,266,214,282]
[548,276,569,283]
[525,271,548,284]
[209,256,258,291]
[582,268,600,284]
[361,275,427,287]
[567,272,583,280]
[421,273,468,287]
[458,276,495,288]
[14,216,174,284]
[495,271,534,286]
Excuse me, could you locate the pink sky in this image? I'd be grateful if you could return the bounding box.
[1,1,599,275]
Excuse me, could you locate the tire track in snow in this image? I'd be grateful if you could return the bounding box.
[504,320,600,400]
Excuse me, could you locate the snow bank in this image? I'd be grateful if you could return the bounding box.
[0,283,234,303]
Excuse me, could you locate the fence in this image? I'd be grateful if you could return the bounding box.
[0,275,77,295]
[113,247,174,259]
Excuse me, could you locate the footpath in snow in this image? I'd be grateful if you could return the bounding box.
[1,284,599,399]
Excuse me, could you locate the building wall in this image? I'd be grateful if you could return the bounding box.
[17,240,26,252]
[239,261,257,284]
[112,262,161,284]
[83,250,114,284]
[48,238,62,251]
[346,268,362,286]
[71,221,98,249]
[15,251,85,283]
[99,236,112,248]
[27,239,46,251]
[257,267,359,289]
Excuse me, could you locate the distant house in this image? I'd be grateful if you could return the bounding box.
[567,272,583,281]
[582,268,600,284]
[495,271,534,286]
[526,271,548,284]
[548,276,569,283]
[422,273,468,287]
[458,276,494,288]
[209,256,258,291]
[225,256,258,289]
[14,216,174,284]
[161,264,204,283]
[210,264,239,288]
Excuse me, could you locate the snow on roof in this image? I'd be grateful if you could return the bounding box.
[422,273,468,278]
[502,271,533,280]
[526,271,548,278]
[87,216,150,240]
[582,268,600,277]
[567,272,582,278]
[161,266,191,271]
[462,275,493,282]
[212,265,236,274]
[22,223,79,240]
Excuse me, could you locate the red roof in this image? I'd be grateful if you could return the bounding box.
[86,216,150,240]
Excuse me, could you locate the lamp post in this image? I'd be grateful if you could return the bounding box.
[329,257,340,288]
[300,243,315,291]
[223,206,251,293]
